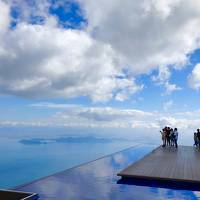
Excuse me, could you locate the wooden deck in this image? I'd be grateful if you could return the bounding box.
[118,146,200,183]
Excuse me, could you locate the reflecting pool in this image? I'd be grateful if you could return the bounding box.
[16,145,200,200]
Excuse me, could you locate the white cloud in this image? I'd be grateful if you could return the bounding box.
[152,66,171,83]
[163,100,173,111]
[49,105,157,129]
[30,103,200,135]
[0,120,52,127]
[0,0,200,101]
[0,1,10,34]
[0,22,115,101]
[80,0,200,74]
[1,102,200,144]
[77,106,154,121]
[79,0,200,96]
[0,0,144,102]
[158,116,200,130]
[188,63,200,90]
[174,109,200,120]
[4,103,156,128]
[30,102,82,109]
[115,78,144,101]
[152,66,181,95]
[163,82,182,95]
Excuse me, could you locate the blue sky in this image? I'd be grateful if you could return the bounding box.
[1,0,200,136]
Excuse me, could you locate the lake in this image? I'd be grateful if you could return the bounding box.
[0,127,144,189]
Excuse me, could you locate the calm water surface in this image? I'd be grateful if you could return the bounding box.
[0,134,137,189]
[16,145,200,200]
[1,128,198,199]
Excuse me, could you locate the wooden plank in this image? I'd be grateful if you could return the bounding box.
[118,146,200,183]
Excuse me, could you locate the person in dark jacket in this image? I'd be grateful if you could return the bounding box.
[194,132,198,147]
[166,127,171,146]
[197,129,200,148]
[170,128,174,146]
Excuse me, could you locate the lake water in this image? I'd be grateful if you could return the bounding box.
[1,126,198,200]
[0,127,142,189]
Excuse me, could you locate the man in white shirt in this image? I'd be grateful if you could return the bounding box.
[174,128,178,148]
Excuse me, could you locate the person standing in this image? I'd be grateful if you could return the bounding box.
[160,128,166,147]
[170,128,174,146]
[174,128,178,148]
[197,129,200,148]
[194,132,198,147]
[166,127,171,146]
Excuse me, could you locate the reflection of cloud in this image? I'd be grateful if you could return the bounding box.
[17,145,197,199]
[32,177,78,200]
[193,191,200,198]
[113,153,127,165]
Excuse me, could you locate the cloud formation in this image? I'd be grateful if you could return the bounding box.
[163,100,173,111]
[1,102,200,144]
[2,102,199,133]
[0,0,200,101]
[188,63,200,90]
[80,0,200,73]
[0,0,141,102]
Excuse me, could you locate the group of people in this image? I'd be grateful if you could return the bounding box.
[160,127,200,148]
[160,127,178,148]
[194,129,200,148]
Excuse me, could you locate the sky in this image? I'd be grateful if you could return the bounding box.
[1,0,200,138]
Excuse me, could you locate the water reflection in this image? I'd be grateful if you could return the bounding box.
[17,145,199,199]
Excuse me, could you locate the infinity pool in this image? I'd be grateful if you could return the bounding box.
[16,144,200,200]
